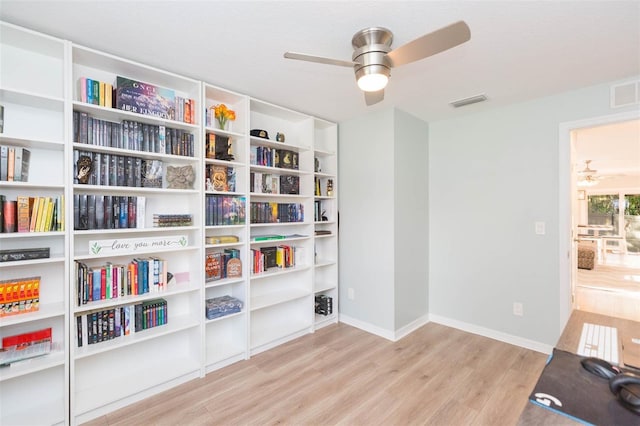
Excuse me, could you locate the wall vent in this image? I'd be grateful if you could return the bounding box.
[611,80,639,108]
[450,94,487,108]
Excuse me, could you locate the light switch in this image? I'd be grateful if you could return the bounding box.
[535,221,546,235]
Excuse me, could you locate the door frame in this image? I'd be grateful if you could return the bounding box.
[558,109,640,332]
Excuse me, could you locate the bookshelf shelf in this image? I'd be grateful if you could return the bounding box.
[250,264,312,281]
[0,350,66,382]
[249,136,311,152]
[315,259,337,268]
[73,283,200,314]
[73,184,199,196]
[72,101,199,132]
[0,135,65,150]
[0,255,65,267]
[205,276,245,289]
[314,282,337,293]
[0,87,64,109]
[0,301,65,327]
[71,142,199,163]
[205,310,244,324]
[73,314,199,360]
[249,164,310,176]
[73,244,198,260]
[250,288,310,311]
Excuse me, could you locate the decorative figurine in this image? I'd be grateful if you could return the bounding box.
[326,179,333,197]
[276,132,285,142]
[206,177,214,191]
[76,155,93,184]
[321,210,328,221]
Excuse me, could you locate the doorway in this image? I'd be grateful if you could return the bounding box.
[569,116,640,321]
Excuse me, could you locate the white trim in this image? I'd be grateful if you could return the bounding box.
[429,314,553,355]
[558,109,640,334]
[394,315,430,341]
[338,314,395,341]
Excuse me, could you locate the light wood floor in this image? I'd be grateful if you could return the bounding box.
[575,252,640,321]
[85,322,548,426]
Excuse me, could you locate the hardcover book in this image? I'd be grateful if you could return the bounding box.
[115,76,175,120]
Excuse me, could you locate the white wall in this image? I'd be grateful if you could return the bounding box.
[393,109,429,330]
[339,108,396,332]
[429,77,640,346]
[338,107,429,337]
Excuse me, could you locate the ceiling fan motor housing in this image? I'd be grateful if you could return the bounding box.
[352,27,393,83]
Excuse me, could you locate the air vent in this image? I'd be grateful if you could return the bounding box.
[450,94,488,108]
[611,80,639,108]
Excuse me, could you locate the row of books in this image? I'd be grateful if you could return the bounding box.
[249,202,304,224]
[315,295,333,316]
[205,195,246,226]
[205,249,241,281]
[73,195,145,230]
[79,77,113,107]
[115,76,195,124]
[74,149,163,188]
[205,295,243,320]
[206,164,236,192]
[205,133,234,161]
[74,257,168,306]
[0,328,51,366]
[0,145,30,182]
[250,173,299,195]
[250,245,297,274]
[73,111,195,157]
[250,146,299,170]
[153,214,192,227]
[0,276,40,317]
[1,195,64,233]
[75,298,168,347]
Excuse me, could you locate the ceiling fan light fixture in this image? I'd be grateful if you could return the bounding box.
[355,64,390,92]
[357,72,388,92]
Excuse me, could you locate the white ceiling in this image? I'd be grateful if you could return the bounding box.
[1,1,639,125]
[575,119,640,188]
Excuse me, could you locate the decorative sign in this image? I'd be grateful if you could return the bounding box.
[89,235,188,255]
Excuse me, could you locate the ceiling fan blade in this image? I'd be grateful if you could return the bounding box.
[365,89,384,106]
[386,21,470,67]
[284,52,357,67]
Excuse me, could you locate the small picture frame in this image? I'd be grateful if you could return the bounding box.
[577,190,586,200]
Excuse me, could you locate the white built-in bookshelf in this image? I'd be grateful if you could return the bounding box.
[0,22,69,426]
[0,20,338,425]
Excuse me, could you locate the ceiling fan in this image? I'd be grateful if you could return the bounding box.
[283,21,471,106]
[576,160,622,187]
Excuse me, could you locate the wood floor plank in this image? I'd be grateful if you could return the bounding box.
[84,322,548,426]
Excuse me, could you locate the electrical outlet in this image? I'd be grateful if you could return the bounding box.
[535,221,546,235]
[348,288,355,300]
[513,302,524,316]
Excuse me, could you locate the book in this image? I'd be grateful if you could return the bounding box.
[7,147,15,181]
[3,200,16,232]
[20,148,31,182]
[0,145,7,180]
[0,195,4,232]
[205,235,239,244]
[142,160,163,188]
[0,247,50,262]
[115,76,175,120]
[16,196,31,232]
[252,234,285,241]
[13,147,22,181]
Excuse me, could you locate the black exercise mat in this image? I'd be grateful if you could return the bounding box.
[528,348,638,425]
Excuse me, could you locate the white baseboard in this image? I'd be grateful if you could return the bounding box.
[429,313,553,354]
[339,313,553,354]
[394,314,430,341]
[339,314,395,341]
